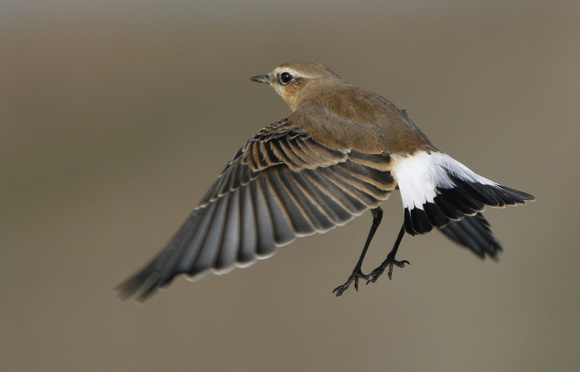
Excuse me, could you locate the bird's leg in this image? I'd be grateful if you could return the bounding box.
[367,223,410,284]
[333,207,383,296]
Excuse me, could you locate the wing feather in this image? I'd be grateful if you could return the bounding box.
[276,168,335,231]
[250,177,278,256]
[116,119,395,300]
[288,170,354,225]
[237,185,257,265]
[213,189,241,272]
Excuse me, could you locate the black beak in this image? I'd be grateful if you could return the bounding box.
[250,74,270,84]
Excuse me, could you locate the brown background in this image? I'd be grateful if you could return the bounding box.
[2,2,579,371]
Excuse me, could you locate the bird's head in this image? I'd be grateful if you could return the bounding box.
[251,61,343,111]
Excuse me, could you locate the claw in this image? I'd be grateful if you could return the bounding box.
[333,269,369,296]
[388,259,410,279]
[334,218,409,296]
[367,257,410,284]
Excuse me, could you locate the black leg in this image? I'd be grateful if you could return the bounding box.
[367,223,410,284]
[333,207,383,296]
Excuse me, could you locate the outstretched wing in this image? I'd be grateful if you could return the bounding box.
[117,118,396,301]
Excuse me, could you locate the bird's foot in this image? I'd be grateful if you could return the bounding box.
[333,268,370,296]
[367,255,410,284]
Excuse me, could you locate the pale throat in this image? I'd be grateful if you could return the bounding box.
[273,85,300,111]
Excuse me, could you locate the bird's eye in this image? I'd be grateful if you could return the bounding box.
[280,72,293,85]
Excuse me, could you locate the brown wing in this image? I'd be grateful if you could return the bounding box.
[116,118,396,301]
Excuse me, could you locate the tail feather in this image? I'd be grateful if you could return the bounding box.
[395,151,534,235]
[438,213,502,258]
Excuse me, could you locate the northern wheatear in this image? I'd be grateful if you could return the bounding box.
[117,61,534,301]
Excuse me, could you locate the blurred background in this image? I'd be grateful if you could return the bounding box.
[2,1,578,371]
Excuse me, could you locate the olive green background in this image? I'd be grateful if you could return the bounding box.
[2,2,578,371]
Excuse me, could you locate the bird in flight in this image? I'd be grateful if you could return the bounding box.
[116,61,534,301]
